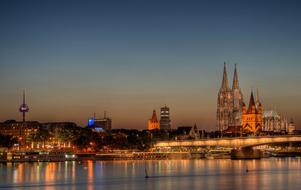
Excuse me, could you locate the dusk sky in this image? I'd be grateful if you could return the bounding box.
[0,0,300,130]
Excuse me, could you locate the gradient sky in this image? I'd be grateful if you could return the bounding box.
[0,0,300,130]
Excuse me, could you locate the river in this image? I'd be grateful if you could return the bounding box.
[0,158,301,190]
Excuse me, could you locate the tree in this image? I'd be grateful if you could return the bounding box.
[31,127,52,147]
[0,134,18,148]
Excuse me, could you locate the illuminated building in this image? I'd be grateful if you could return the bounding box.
[160,106,171,130]
[262,110,281,132]
[241,91,263,134]
[217,63,244,131]
[262,111,297,134]
[87,112,112,132]
[262,110,289,133]
[147,110,160,130]
[287,119,296,134]
[0,121,81,148]
[216,63,295,135]
[231,64,244,127]
[0,120,39,144]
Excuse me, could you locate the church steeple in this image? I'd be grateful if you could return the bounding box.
[247,91,257,113]
[151,110,158,123]
[148,109,160,130]
[232,64,239,90]
[217,63,233,132]
[255,88,263,113]
[221,62,230,90]
[242,90,263,134]
[256,88,261,105]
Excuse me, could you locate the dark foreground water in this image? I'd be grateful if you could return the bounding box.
[1,158,301,190]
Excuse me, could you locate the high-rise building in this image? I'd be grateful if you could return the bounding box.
[87,112,112,132]
[147,110,160,130]
[160,106,171,130]
[217,63,244,131]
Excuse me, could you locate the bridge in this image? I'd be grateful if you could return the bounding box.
[154,135,301,149]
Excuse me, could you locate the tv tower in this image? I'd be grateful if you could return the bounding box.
[19,90,29,122]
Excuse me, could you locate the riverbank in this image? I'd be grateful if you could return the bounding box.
[2,150,301,162]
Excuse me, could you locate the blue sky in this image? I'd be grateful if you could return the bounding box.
[0,0,300,129]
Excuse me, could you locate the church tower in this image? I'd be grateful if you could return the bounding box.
[217,63,233,131]
[231,64,244,127]
[242,91,263,134]
[148,110,160,130]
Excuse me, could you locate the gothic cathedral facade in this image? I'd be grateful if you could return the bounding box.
[217,63,244,131]
[217,63,263,134]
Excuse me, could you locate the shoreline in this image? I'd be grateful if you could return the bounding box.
[1,151,301,163]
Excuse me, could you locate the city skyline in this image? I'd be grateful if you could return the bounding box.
[0,63,298,130]
[0,0,300,129]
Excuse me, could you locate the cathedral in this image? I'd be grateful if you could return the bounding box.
[217,63,262,134]
[217,63,244,131]
[217,63,295,135]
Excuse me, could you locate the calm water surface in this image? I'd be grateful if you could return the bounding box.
[1,158,301,190]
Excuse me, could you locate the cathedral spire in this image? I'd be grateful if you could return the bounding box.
[232,64,239,90]
[221,62,230,90]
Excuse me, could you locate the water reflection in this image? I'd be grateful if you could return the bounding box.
[45,162,55,182]
[1,158,301,190]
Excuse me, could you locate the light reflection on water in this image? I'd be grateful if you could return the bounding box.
[1,158,301,190]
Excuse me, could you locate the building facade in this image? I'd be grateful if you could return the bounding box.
[217,63,244,131]
[287,119,296,134]
[241,91,263,134]
[148,110,160,130]
[87,112,112,132]
[262,110,281,132]
[0,121,39,142]
[160,106,171,130]
[262,110,290,133]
